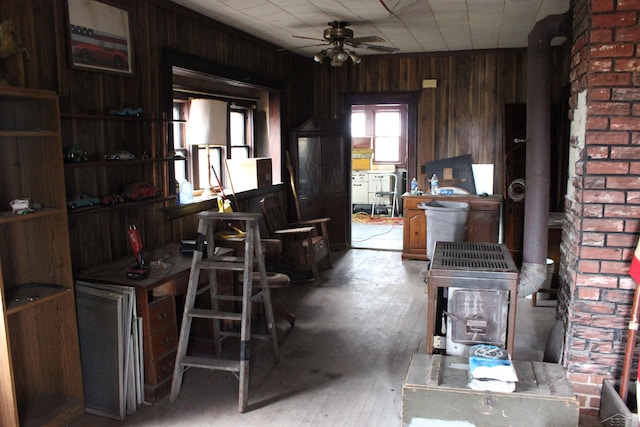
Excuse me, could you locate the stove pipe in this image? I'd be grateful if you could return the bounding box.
[518,13,569,297]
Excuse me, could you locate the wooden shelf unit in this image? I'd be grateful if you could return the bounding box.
[0,87,84,426]
[61,111,175,212]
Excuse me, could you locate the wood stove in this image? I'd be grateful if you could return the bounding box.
[425,242,519,356]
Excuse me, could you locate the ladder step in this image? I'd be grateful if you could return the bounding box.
[210,255,245,263]
[214,292,266,302]
[196,259,252,271]
[180,355,241,372]
[188,308,242,321]
[219,331,275,341]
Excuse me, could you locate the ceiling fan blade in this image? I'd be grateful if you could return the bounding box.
[347,42,399,53]
[277,42,328,52]
[293,35,325,42]
[347,36,384,44]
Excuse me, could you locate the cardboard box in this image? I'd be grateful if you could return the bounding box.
[226,157,272,192]
[352,158,370,171]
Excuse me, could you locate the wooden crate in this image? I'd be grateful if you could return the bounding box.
[402,354,579,427]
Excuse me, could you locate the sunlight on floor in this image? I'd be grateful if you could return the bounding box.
[351,214,403,251]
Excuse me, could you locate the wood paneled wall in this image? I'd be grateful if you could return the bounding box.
[1,0,314,271]
[313,48,567,190]
[1,0,568,271]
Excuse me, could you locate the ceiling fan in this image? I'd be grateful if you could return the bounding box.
[294,21,399,67]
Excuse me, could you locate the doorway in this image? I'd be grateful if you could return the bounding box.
[345,93,418,251]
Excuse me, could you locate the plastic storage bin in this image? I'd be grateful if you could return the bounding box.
[419,200,469,260]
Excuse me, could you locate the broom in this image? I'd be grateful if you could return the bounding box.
[620,237,640,407]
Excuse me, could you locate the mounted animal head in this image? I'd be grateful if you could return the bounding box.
[0,20,28,59]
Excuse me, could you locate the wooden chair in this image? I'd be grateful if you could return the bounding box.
[260,194,333,283]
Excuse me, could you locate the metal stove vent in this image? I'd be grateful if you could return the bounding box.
[431,242,518,272]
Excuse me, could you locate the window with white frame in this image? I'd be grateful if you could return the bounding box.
[351,104,407,166]
[172,97,255,195]
[229,106,252,159]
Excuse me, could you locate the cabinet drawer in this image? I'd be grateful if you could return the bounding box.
[152,273,188,297]
[173,273,190,295]
[470,200,500,211]
[149,296,176,333]
[403,195,434,210]
[151,324,178,358]
[151,350,176,384]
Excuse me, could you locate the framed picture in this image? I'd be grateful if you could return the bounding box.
[67,0,133,75]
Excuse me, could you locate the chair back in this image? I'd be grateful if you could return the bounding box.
[260,195,289,235]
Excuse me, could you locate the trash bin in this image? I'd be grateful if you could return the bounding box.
[419,200,470,260]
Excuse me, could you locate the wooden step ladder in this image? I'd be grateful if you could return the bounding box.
[170,211,279,412]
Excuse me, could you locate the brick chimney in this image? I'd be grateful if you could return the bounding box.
[562,0,640,415]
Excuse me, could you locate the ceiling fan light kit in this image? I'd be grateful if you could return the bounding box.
[313,50,327,63]
[315,46,361,67]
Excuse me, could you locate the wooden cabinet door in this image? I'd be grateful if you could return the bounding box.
[468,199,501,243]
[405,207,427,257]
[291,119,348,249]
[402,195,431,260]
[297,135,321,197]
[468,210,500,243]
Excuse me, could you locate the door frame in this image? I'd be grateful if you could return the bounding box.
[344,92,419,247]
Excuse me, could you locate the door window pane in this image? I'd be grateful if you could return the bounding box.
[375,112,400,136]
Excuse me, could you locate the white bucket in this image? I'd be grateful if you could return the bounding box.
[537,258,555,300]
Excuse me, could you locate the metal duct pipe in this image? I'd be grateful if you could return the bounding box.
[518,13,569,297]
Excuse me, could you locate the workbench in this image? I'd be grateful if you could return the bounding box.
[76,243,232,403]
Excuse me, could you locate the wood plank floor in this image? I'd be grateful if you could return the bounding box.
[70,248,597,427]
[351,220,403,251]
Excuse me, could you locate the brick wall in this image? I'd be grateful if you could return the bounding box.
[561,0,640,415]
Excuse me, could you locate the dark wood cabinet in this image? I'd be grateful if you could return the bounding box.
[290,119,349,250]
[402,194,502,260]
